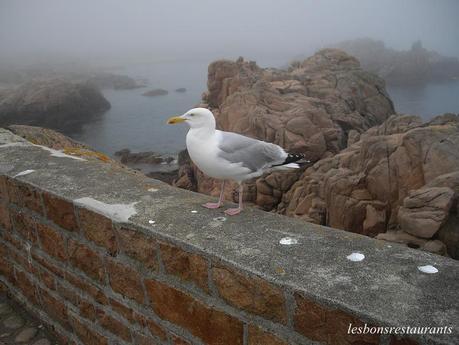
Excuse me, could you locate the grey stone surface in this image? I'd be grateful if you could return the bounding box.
[14,327,37,342]
[1,128,459,345]
[3,316,24,330]
[0,293,56,345]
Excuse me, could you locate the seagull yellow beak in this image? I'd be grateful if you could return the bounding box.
[167,116,186,124]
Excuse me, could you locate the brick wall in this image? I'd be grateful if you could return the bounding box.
[0,175,394,345]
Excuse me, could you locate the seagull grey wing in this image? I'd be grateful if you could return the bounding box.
[216,131,286,172]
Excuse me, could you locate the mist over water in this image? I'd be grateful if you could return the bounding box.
[72,61,208,155]
[387,81,459,120]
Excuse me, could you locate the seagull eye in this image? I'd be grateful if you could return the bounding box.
[189,113,194,117]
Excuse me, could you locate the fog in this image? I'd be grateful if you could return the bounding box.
[1,0,458,66]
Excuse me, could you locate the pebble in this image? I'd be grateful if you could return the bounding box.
[3,315,25,329]
[14,326,37,342]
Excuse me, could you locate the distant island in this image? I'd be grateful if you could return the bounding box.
[142,88,168,97]
[328,38,459,85]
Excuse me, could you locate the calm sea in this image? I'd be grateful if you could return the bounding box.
[72,61,459,157]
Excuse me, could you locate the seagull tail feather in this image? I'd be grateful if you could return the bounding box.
[272,153,310,170]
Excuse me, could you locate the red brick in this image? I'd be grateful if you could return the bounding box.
[15,269,38,304]
[145,279,243,345]
[57,281,80,306]
[106,258,144,303]
[0,203,11,231]
[68,239,105,283]
[32,252,65,278]
[37,223,67,261]
[39,268,56,290]
[110,298,134,322]
[65,272,108,305]
[78,298,98,321]
[0,244,14,282]
[7,179,43,214]
[69,314,109,345]
[10,248,35,274]
[39,287,70,329]
[10,209,37,243]
[78,208,117,255]
[248,325,288,345]
[99,312,132,342]
[294,293,379,345]
[43,193,78,232]
[160,242,209,292]
[212,265,287,324]
[0,176,8,201]
[146,318,167,341]
[117,226,158,270]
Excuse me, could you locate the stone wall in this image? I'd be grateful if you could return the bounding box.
[0,129,458,345]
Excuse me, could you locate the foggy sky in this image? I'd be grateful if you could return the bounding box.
[1,0,458,65]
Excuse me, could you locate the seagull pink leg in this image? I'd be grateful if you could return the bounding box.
[225,183,243,216]
[202,181,225,209]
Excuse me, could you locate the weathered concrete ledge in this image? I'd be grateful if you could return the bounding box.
[0,128,458,345]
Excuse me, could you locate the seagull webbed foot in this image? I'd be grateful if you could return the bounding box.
[202,202,222,209]
[224,207,242,216]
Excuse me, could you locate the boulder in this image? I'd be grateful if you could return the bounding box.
[0,79,110,133]
[280,114,459,240]
[398,187,454,238]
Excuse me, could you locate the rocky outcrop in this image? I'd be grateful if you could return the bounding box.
[280,114,459,257]
[176,49,394,207]
[330,38,459,85]
[7,125,90,150]
[142,89,168,97]
[175,50,459,258]
[398,187,454,239]
[0,79,110,133]
[114,149,174,165]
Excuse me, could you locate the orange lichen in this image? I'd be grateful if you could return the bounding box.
[62,147,112,162]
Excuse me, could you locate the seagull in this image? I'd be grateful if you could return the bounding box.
[167,108,306,215]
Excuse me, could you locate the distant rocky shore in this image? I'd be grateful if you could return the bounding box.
[87,72,147,90]
[329,38,459,85]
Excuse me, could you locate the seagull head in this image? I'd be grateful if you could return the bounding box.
[167,107,216,129]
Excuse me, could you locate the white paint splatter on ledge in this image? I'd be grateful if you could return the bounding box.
[347,252,365,262]
[148,220,156,224]
[418,265,438,274]
[279,237,298,245]
[191,210,198,214]
[13,169,35,178]
[74,197,138,222]
[148,188,159,192]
